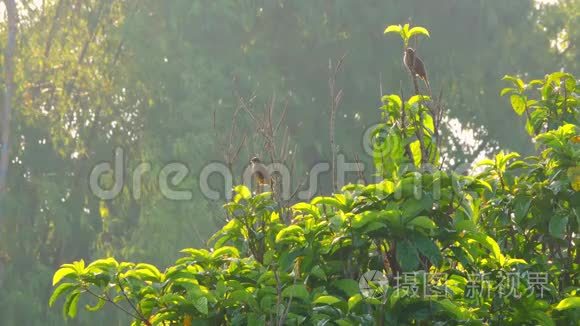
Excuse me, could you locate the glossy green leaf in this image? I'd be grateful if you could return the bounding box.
[384,24,402,34]
[52,267,77,286]
[63,291,81,319]
[554,297,580,311]
[408,26,430,39]
[313,295,342,305]
[49,283,77,307]
[211,246,240,259]
[510,94,526,115]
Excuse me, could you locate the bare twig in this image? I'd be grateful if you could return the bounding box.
[328,54,346,192]
[84,287,152,326]
[354,153,367,185]
[399,86,414,163]
[116,275,150,324]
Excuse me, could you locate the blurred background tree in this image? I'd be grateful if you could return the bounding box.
[0,0,577,324]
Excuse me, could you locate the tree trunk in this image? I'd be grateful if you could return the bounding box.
[0,0,18,194]
[0,0,17,290]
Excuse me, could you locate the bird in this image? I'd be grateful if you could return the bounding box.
[403,47,431,92]
[250,156,271,194]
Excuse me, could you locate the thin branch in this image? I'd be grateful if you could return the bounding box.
[116,275,149,324]
[43,0,66,58]
[328,54,346,192]
[84,287,151,326]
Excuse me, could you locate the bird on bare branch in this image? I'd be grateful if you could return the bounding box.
[403,47,431,93]
[250,156,271,194]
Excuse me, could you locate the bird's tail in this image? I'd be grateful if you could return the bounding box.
[422,77,432,96]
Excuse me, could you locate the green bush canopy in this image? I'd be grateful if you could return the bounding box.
[51,53,580,324]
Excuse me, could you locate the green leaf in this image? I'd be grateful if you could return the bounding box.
[510,94,526,115]
[291,203,319,217]
[408,95,430,106]
[233,185,252,201]
[85,297,106,312]
[352,211,379,229]
[86,258,118,273]
[49,283,77,307]
[564,76,576,93]
[348,294,363,312]
[311,196,344,210]
[396,240,419,271]
[436,299,468,319]
[384,24,402,34]
[502,75,525,92]
[406,216,436,231]
[471,234,504,265]
[275,225,305,244]
[410,140,422,167]
[193,296,209,315]
[211,246,240,259]
[332,279,360,297]
[500,87,516,96]
[53,267,77,286]
[485,236,502,263]
[381,94,402,108]
[505,258,527,267]
[554,297,580,311]
[63,291,81,319]
[408,26,430,39]
[402,23,410,40]
[150,312,179,324]
[414,235,442,267]
[282,284,310,302]
[402,196,432,218]
[135,263,162,279]
[513,196,531,222]
[313,295,342,305]
[549,215,568,239]
[475,158,495,167]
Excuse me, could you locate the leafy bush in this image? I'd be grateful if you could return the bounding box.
[50,24,579,325]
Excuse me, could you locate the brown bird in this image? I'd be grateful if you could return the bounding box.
[403,47,430,92]
[250,156,271,194]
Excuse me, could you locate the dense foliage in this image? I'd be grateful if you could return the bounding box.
[50,69,579,324]
[1,1,579,324]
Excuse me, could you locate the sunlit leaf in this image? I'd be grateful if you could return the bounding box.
[313,295,342,305]
[53,267,77,286]
[554,297,580,311]
[383,24,402,34]
[63,291,81,319]
[510,94,526,115]
[408,26,430,39]
[49,283,77,307]
[211,246,240,259]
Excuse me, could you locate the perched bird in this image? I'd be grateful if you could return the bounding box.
[403,47,430,92]
[250,156,271,194]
